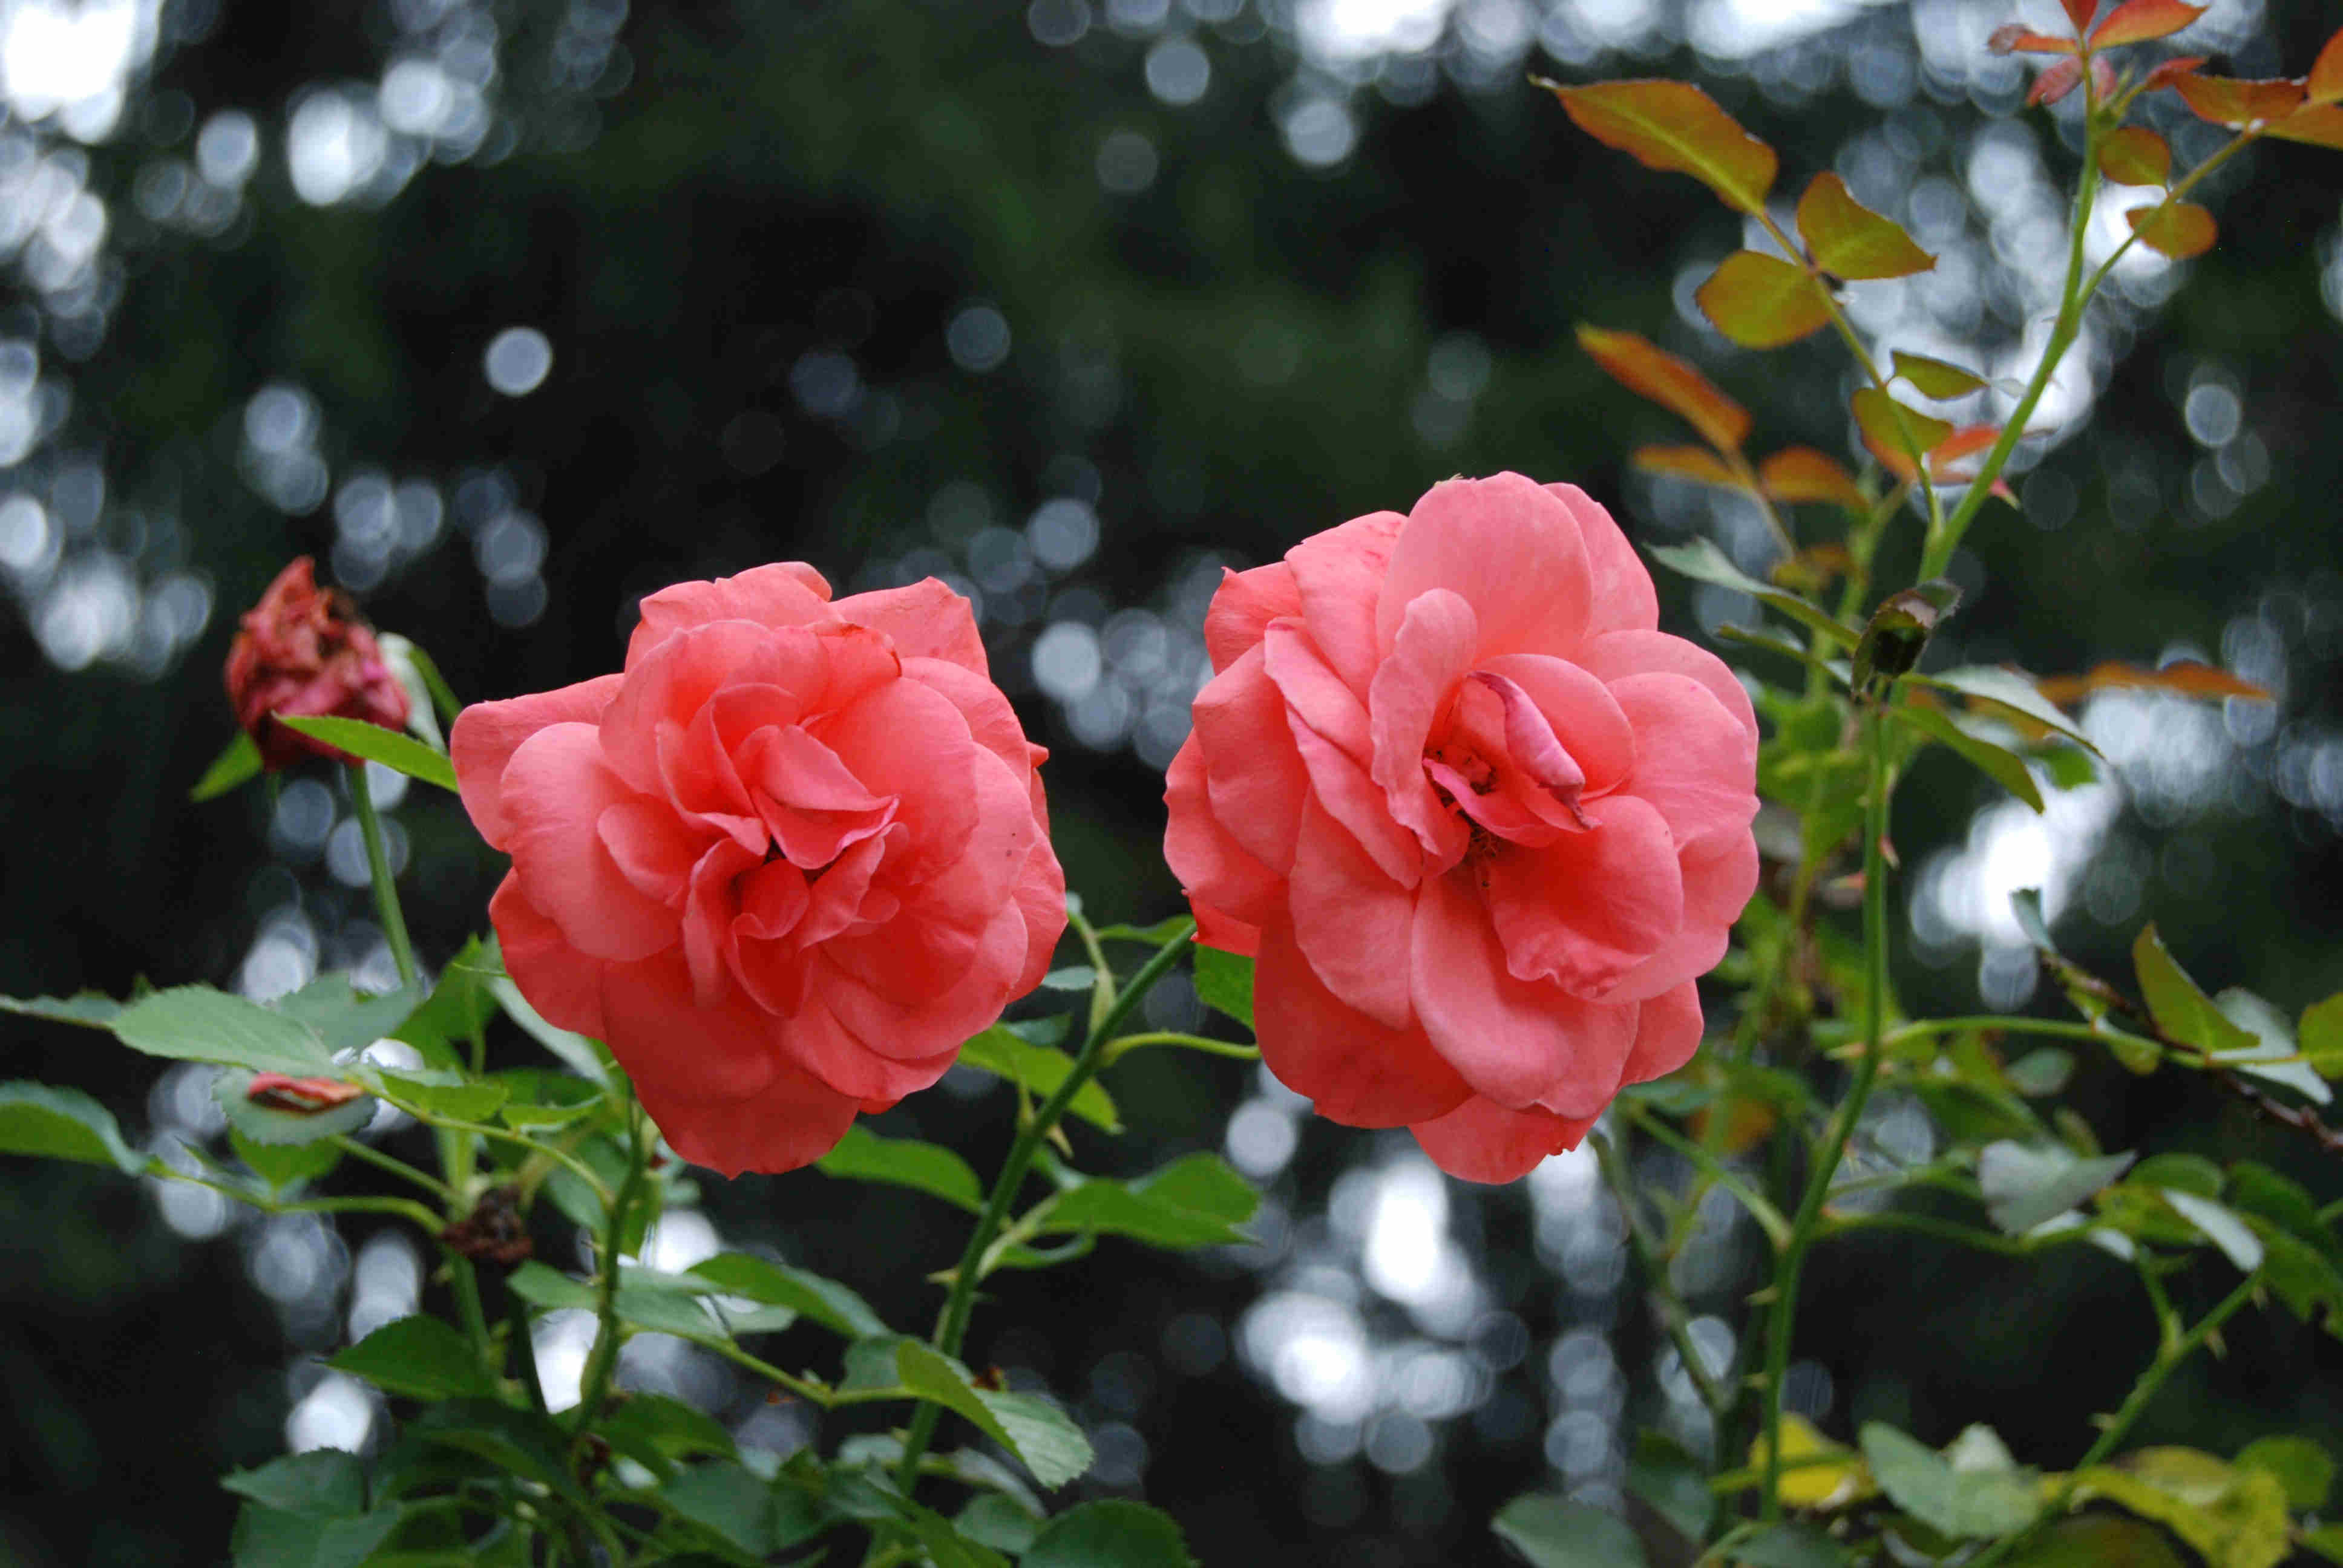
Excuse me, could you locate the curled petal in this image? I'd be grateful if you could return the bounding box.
[635,1056,862,1179]
[1165,735,1285,932]
[831,578,989,675]
[1571,630,1757,745]
[628,564,834,664]
[1544,483,1658,639]
[1484,794,1683,996]
[1618,980,1704,1088]
[1606,832,1760,1004]
[1376,474,1594,661]
[1289,795,1418,1030]
[1204,562,1303,675]
[1264,620,1374,763]
[1257,912,1470,1127]
[502,722,679,962]
[453,675,624,849]
[1605,673,1760,855]
[1411,1094,1594,1184]
[1368,587,1478,867]
[1192,643,1308,875]
[1288,509,1406,696]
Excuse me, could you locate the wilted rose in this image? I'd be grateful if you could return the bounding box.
[451,564,1066,1175]
[1165,474,1760,1182]
[224,557,413,769]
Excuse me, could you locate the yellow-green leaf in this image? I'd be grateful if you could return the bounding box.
[2127,201,2217,260]
[2099,125,2174,186]
[191,731,264,802]
[1795,172,1935,280]
[274,714,460,792]
[2301,992,2343,1078]
[1578,325,1751,451]
[1894,705,2046,812]
[1694,251,1832,349]
[1758,447,1865,508]
[1538,78,1777,215]
[1892,351,1988,400]
[2132,924,2258,1058]
[1851,386,1952,471]
[2169,73,2305,126]
[2071,1449,2290,1568]
[2264,103,2343,151]
[2310,25,2343,105]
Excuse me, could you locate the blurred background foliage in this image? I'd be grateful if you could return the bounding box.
[2,0,2341,1561]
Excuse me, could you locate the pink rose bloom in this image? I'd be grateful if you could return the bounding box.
[451,564,1066,1176]
[1164,474,1759,1183]
[224,557,413,769]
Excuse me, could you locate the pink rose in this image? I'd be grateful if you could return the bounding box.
[224,557,413,769]
[451,564,1066,1175]
[1164,474,1759,1183]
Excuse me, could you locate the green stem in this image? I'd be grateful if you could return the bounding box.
[329,1134,457,1204]
[1592,1129,1728,1416]
[511,1290,550,1416]
[1620,1103,1792,1247]
[148,1166,444,1232]
[1099,1030,1260,1065]
[348,761,418,991]
[1966,1273,2259,1568]
[1815,1208,2066,1256]
[448,1256,495,1375]
[1760,701,1892,1521]
[891,922,1197,1495]
[569,1091,647,1437]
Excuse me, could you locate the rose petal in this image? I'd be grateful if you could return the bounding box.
[1289,795,1418,1030]
[902,655,1037,781]
[1288,508,1406,696]
[1205,562,1303,675]
[1617,980,1703,1088]
[628,564,835,664]
[598,621,790,800]
[634,1056,862,1178]
[682,838,761,1007]
[811,677,981,883]
[596,945,781,1105]
[1375,474,1594,661]
[1605,672,1760,854]
[1475,653,1637,799]
[1484,794,1683,995]
[821,898,1036,1062]
[502,722,680,962]
[452,674,624,848]
[1411,869,1638,1109]
[831,578,989,675]
[1257,912,1470,1127]
[1545,482,1658,639]
[1164,734,1285,932]
[1263,620,1374,763]
[1573,629,1758,745]
[1604,831,1759,1002]
[1409,1094,1594,1183]
[1191,642,1308,875]
[488,874,607,1040]
[772,990,960,1101]
[1367,587,1476,869]
[597,799,707,906]
[1288,718,1423,888]
[738,724,898,869]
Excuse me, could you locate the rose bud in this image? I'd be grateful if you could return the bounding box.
[451,564,1067,1177]
[1165,474,1761,1183]
[224,557,413,769]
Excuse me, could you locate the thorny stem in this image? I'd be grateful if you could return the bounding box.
[891,923,1197,1498]
[1592,1129,1729,1416]
[569,1089,647,1440]
[348,761,418,991]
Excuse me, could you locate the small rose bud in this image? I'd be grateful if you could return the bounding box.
[224,557,412,769]
[245,1073,367,1114]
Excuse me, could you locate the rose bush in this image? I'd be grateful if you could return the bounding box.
[450,563,1066,1174]
[224,555,413,768]
[1165,473,1760,1181]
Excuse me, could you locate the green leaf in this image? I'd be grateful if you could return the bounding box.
[398,1400,587,1506]
[1192,945,1256,1030]
[957,1025,1120,1132]
[2304,1524,2343,1566]
[1852,385,1953,469]
[814,1125,984,1212]
[1728,1523,1849,1568]
[2213,988,2332,1105]
[0,990,123,1029]
[1894,705,2043,811]
[0,1081,145,1174]
[212,1070,375,1145]
[1632,443,1745,489]
[2160,1190,2266,1272]
[232,1126,344,1191]
[2099,125,2175,185]
[393,934,501,1070]
[1538,78,1777,215]
[2130,1152,2222,1197]
[894,1341,1095,1488]
[1032,1154,1258,1250]
[1694,250,1831,348]
[1891,350,1987,399]
[1646,538,1859,648]
[664,1460,782,1556]
[2072,1448,2290,1568]
[1999,1516,2187,1568]
[492,1068,603,1129]
[1797,171,1935,279]
[1040,965,1098,992]
[191,731,265,801]
[2233,1435,2333,1509]
[273,714,459,792]
[114,986,336,1076]
[2004,1049,2075,1097]
[1860,1423,2039,1538]
[1490,1494,1649,1567]
[1023,1501,1198,1567]
[372,1071,509,1123]
[221,1449,369,1517]
[1978,1140,2135,1234]
[231,1501,404,1568]
[955,1494,1043,1555]
[1627,1429,1714,1543]
[597,1393,738,1476]
[1914,668,2104,755]
[1093,915,1194,947]
[1713,621,1847,684]
[2132,925,2257,1058]
[270,973,421,1059]
[686,1252,888,1339]
[2126,201,2217,260]
[488,977,611,1087]
[329,1315,497,1401]
[2301,992,2343,1078]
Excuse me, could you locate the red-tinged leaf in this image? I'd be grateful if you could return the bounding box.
[1852,386,1953,475]
[1795,172,1935,281]
[1990,23,2077,54]
[2098,125,2173,185]
[1577,325,1751,451]
[2034,660,2272,708]
[2310,27,2343,105]
[1930,425,2001,467]
[2059,0,2097,36]
[1759,447,1866,508]
[1891,351,1987,400]
[2030,55,2086,107]
[247,1073,367,1114]
[2140,54,2207,93]
[2127,200,2216,258]
[2264,103,2343,151]
[1694,251,1832,349]
[1631,444,1744,489]
[2169,73,2307,125]
[1536,78,1777,215]
[1990,479,2019,507]
[2088,0,2204,49]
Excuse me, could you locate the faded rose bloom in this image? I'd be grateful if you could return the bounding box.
[224,557,413,768]
[1165,474,1760,1183]
[451,564,1066,1176]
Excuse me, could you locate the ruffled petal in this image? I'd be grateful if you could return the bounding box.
[1617,980,1703,1088]
[1605,672,1760,855]
[1191,642,1308,876]
[1204,562,1302,675]
[831,578,989,675]
[1544,482,1657,639]
[635,1056,862,1178]
[1375,474,1594,662]
[1164,734,1285,932]
[451,674,624,849]
[1366,587,1476,868]
[1483,793,1683,995]
[1409,1094,1594,1184]
[597,800,706,907]
[502,722,679,962]
[628,564,834,664]
[1603,831,1758,1002]
[598,621,791,800]
[488,874,606,1040]
[1474,653,1637,800]
[1573,629,1758,745]
[1289,795,1417,1030]
[595,944,780,1104]
[817,899,1033,1064]
[1256,912,1470,1127]
[1286,509,1406,697]
[811,677,981,884]
[1263,620,1373,763]
[1288,719,1421,888]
